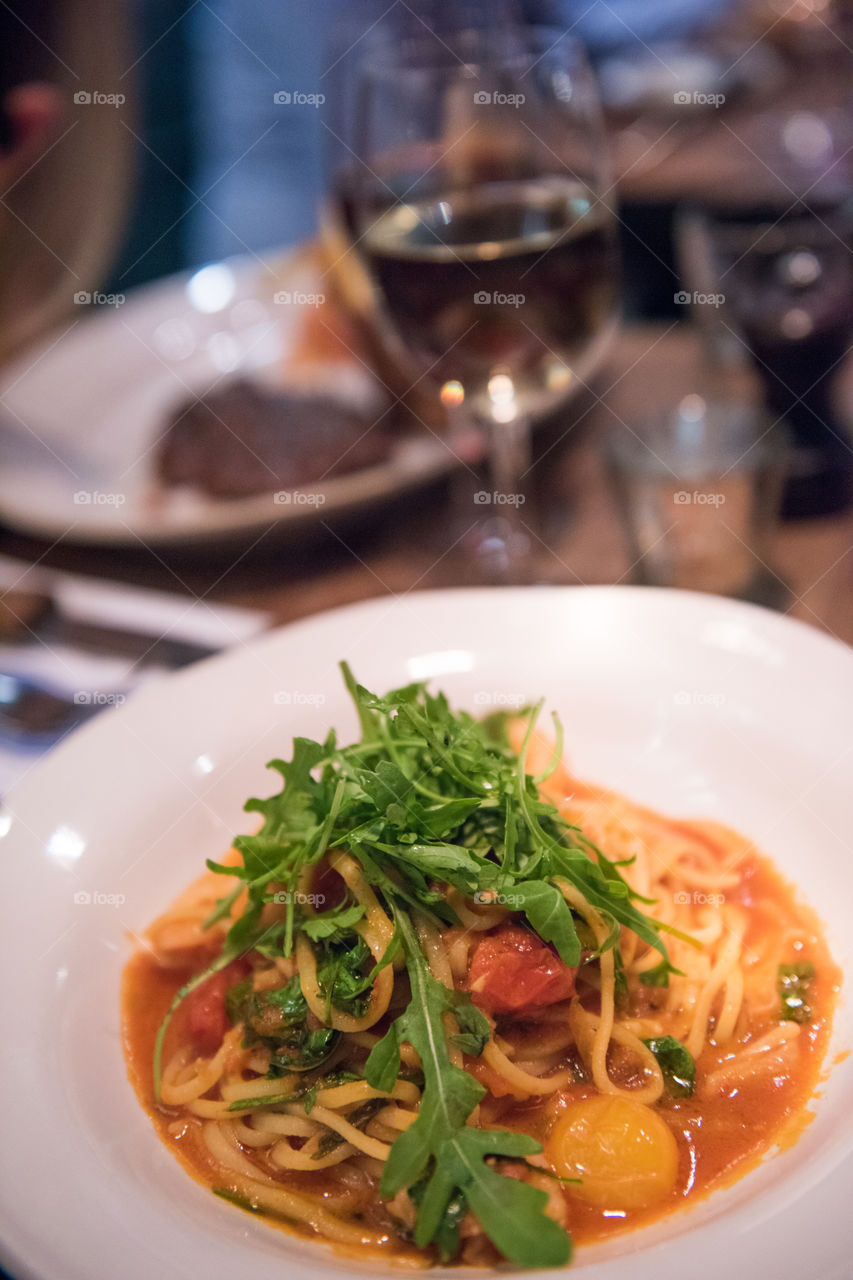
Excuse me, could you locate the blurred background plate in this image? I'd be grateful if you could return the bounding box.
[0,246,452,547]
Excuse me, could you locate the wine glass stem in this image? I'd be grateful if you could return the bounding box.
[488,413,531,511]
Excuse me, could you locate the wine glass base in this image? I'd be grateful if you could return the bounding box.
[457,515,535,586]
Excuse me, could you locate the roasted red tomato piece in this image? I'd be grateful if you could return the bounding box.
[467,924,576,1015]
[311,856,348,912]
[184,960,248,1055]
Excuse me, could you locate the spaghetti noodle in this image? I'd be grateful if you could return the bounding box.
[122,668,838,1268]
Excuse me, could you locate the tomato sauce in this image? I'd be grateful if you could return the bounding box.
[122,843,839,1264]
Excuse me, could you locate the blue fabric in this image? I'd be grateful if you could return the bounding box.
[529,0,735,52]
[183,0,735,263]
[186,0,346,261]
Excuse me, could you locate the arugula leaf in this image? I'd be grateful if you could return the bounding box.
[355,761,417,817]
[365,912,571,1267]
[644,1035,696,1097]
[415,1128,570,1266]
[505,878,581,967]
[315,933,373,1020]
[547,846,678,972]
[301,901,365,940]
[449,990,491,1057]
[340,661,382,741]
[408,1179,467,1263]
[419,797,484,839]
[372,840,487,893]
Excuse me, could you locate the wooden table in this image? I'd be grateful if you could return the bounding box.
[1,322,851,649]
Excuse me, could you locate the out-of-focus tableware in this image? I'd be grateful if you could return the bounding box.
[0,248,452,547]
[676,109,853,519]
[606,394,789,604]
[330,9,618,580]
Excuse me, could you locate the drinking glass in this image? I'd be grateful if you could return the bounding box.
[327,11,618,580]
[607,394,789,606]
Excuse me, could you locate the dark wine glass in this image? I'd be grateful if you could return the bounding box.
[678,109,853,519]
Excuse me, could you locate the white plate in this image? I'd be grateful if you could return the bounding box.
[1,586,851,1280]
[0,250,450,546]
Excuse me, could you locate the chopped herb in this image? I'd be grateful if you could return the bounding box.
[517,1162,582,1187]
[638,959,672,988]
[313,1098,386,1159]
[266,1028,340,1074]
[230,1068,365,1114]
[449,991,491,1057]
[227,974,340,1072]
[227,1090,305,1113]
[314,933,373,1021]
[227,975,306,1036]
[778,960,816,1024]
[212,1188,263,1213]
[644,1035,696,1097]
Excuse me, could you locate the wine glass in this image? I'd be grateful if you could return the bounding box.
[327,12,618,581]
[677,109,853,519]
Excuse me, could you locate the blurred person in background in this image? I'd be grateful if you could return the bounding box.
[0,1,132,365]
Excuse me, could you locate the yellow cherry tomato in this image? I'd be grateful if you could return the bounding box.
[546,1094,679,1211]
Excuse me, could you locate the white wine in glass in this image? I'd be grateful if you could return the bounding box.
[330,12,618,580]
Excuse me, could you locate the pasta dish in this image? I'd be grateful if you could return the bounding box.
[122,666,838,1267]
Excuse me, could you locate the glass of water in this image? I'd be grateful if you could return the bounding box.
[606,393,790,605]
